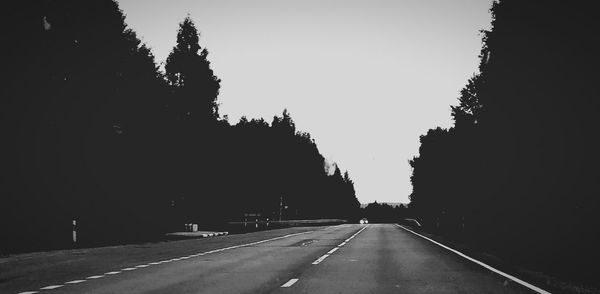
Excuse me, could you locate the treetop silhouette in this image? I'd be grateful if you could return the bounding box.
[165,16,221,121]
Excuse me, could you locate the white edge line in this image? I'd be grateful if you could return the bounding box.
[327,247,339,254]
[395,224,551,294]
[281,278,299,287]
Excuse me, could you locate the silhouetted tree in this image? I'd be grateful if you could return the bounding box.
[1,0,169,251]
[409,0,600,285]
[165,16,221,121]
[1,1,361,254]
[362,202,406,223]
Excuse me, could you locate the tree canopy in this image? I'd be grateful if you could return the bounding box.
[1,1,360,254]
[408,0,600,286]
[165,16,221,121]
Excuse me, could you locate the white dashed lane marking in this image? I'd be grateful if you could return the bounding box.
[15,229,317,294]
[311,224,368,265]
[281,278,299,287]
[39,285,63,290]
[312,254,330,265]
[86,275,104,279]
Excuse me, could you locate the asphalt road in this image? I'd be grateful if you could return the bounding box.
[1,224,546,294]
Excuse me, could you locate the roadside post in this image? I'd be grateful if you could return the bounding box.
[72,219,77,244]
[243,213,261,230]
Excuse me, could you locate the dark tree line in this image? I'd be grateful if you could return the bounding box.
[409,0,600,286]
[1,1,359,254]
[361,202,407,223]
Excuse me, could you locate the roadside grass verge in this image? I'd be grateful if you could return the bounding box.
[399,220,600,294]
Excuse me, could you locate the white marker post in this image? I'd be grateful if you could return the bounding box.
[72,219,77,244]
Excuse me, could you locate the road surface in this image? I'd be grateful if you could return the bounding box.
[1,224,546,294]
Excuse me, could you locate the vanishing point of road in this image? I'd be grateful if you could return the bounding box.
[1,224,547,294]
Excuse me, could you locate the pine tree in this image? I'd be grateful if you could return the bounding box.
[165,16,221,122]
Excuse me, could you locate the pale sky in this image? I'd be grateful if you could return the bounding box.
[117,0,493,204]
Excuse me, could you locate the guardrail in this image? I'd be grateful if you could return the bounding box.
[401,218,422,228]
[226,219,348,232]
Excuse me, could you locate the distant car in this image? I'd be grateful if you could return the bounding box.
[359,218,369,224]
